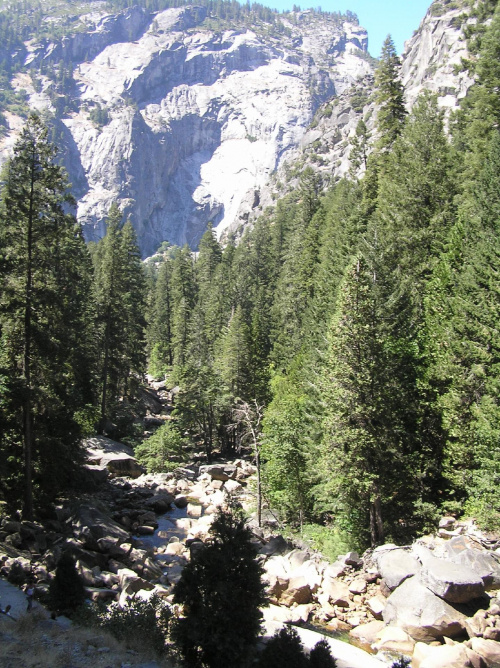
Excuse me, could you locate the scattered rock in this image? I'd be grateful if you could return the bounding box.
[420,554,485,603]
[383,575,467,641]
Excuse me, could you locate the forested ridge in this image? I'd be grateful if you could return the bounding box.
[1,0,500,559]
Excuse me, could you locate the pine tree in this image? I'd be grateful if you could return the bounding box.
[171,245,196,373]
[92,205,146,428]
[319,254,422,546]
[147,259,174,377]
[172,504,267,668]
[216,304,250,399]
[349,119,371,176]
[309,639,337,668]
[48,551,86,616]
[257,626,308,668]
[0,114,92,517]
[425,131,500,527]
[374,36,406,150]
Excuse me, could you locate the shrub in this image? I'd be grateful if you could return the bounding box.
[48,551,86,616]
[77,594,171,656]
[171,503,267,668]
[309,639,337,668]
[135,421,189,473]
[257,626,308,668]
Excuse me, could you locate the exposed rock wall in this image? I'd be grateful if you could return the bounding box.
[2,5,371,256]
[248,0,477,225]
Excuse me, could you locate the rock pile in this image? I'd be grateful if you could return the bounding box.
[2,436,500,667]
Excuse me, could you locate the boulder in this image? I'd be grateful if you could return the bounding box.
[224,479,242,493]
[187,503,202,518]
[449,548,500,591]
[413,642,471,668]
[372,625,415,654]
[323,561,347,579]
[367,595,386,619]
[292,560,323,592]
[484,627,500,642]
[101,452,143,478]
[470,638,500,667]
[349,620,385,645]
[118,568,155,596]
[322,579,351,608]
[71,504,130,551]
[86,587,119,603]
[377,548,420,591]
[258,535,289,557]
[136,525,155,535]
[64,539,109,569]
[383,575,467,641]
[349,577,367,594]
[264,555,290,580]
[174,495,188,509]
[85,436,143,478]
[198,465,229,481]
[420,555,485,603]
[287,549,310,570]
[144,493,174,513]
[344,551,363,568]
[165,542,185,557]
[465,610,489,638]
[265,574,289,600]
[280,576,312,606]
[83,464,109,484]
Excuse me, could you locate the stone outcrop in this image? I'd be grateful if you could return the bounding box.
[1,6,371,257]
[420,554,486,603]
[383,575,467,641]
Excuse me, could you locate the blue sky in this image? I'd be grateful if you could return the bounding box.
[268,0,432,56]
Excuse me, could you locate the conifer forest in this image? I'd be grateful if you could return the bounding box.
[1,0,500,558]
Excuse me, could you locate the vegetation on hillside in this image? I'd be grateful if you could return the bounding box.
[1,0,499,557]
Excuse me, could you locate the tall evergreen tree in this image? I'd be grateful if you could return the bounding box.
[425,131,500,528]
[171,244,196,373]
[319,253,423,547]
[374,35,406,150]
[92,205,146,428]
[147,259,174,377]
[0,114,92,517]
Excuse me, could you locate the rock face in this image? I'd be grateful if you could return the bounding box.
[2,5,371,257]
[250,0,478,222]
[400,1,475,114]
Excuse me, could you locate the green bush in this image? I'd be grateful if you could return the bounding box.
[135,421,189,473]
[300,524,355,562]
[77,594,171,656]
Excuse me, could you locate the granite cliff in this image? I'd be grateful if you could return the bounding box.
[0,0,476,255]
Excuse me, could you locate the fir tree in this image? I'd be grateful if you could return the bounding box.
[92,206,146,427]
[0,114,91,517]
[172,504,267,668]
[48,551,86,616]
[257,626,308,668]
[309,639,338,668]
[374,35,406,150]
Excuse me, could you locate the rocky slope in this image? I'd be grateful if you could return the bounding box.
[1,3,371,256]
[249,0,477,222]
[0,0,480,254]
